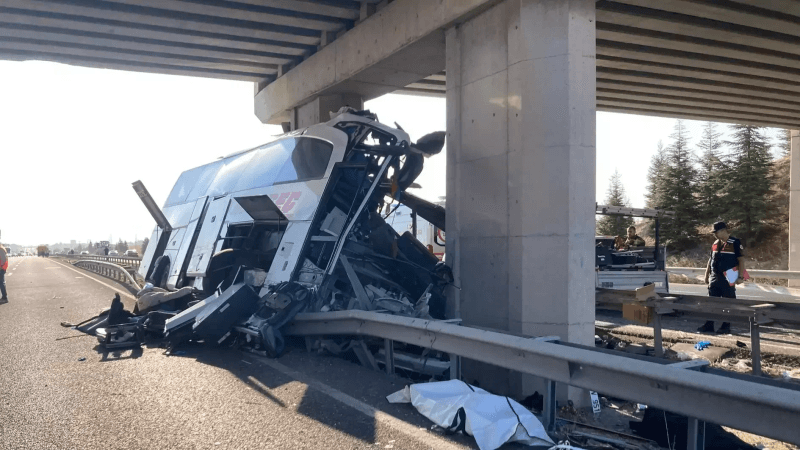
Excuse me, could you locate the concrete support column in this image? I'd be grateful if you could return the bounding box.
[291,94,363,130]
[445,0,596,400]
[790,130,800,287]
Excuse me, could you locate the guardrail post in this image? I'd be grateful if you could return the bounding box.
[542,379,557,433]
[687,417,705,450]
[384,339,394,375]
[653,312,664,357]
[750,317,761,376]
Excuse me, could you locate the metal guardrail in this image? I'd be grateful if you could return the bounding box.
[667,266,800,280]
[54,255,142,290]
[286,310,800,446]
[62,253,142,270]
[597,286,800,377]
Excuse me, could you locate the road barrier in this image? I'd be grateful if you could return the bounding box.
[286,310,800,447]
[668,267,800,280]
[54,255,142,290]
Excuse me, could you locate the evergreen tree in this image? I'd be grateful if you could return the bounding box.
[778,128,791,158]
[597,169,634,236]
[695,122,726,224]
[141,237,149,256]
[645,140,668,209]
[659,120,700,249]
[722,124,773,247]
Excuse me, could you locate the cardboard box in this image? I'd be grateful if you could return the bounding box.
[623,303,654,325]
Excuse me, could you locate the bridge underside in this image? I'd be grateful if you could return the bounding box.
[2,1,798,128]
[400,0,800,130]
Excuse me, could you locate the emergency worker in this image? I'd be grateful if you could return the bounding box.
[0,244,8,302]
[698,222,745,334]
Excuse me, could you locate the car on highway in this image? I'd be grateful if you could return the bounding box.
[109,250,119,256]
[80,251,89,255]
[124,250,139,257]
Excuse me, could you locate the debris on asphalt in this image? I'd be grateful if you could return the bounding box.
[386,379,554,450]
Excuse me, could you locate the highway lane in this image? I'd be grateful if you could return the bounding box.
[0,256,472,450]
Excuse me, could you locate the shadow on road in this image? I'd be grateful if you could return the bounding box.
[94,344,144,361]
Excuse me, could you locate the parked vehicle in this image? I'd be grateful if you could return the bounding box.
[125,250,139,257]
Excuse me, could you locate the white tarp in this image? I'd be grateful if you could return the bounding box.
[387,380,555,450]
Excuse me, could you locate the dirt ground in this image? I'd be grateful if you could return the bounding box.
[582,308,800,449]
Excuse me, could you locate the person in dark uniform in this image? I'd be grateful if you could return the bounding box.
[697,222,746,334]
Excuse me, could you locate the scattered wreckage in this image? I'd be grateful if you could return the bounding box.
[72,108,454,375]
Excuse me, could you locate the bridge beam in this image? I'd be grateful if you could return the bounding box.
[445,0,596,402]
[253,0,499,125]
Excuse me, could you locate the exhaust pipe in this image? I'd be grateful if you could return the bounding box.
[132,180,172,232]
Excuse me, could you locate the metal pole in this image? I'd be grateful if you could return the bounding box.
[384,339,394,375]
[750,317,762,376]
[543,379,557,433]
[654,217,661,270]
[687,418,706,450]
[653,312,664,357]
[411,210,417,237]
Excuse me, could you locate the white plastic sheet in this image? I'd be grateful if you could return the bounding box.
[387,380,555,450]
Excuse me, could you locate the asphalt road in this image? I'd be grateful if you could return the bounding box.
[0,256,475,450]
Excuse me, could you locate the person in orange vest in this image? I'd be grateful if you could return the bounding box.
[0,244,8,302]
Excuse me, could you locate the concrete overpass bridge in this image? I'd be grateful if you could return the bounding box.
[4,0,800,396]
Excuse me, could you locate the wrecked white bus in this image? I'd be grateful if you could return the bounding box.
[131,109,451,361]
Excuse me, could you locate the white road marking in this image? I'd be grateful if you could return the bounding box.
[248,355,465,450]
[49,259,135,300]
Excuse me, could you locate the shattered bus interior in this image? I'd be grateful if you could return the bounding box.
[91,109,454,377]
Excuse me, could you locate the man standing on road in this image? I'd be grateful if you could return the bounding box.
[0,243,8,302]
[698,222,746,334]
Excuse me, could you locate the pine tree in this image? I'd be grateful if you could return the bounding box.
[778,128,791,158]
[645,140,668,209]
[659,120,700,249]
[597,169,634,236]
[695,122,726,225]
[722,124,773,247]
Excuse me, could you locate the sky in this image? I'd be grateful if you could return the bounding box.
[0,61,786,247]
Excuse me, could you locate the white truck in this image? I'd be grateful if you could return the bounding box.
[595,204,674,294]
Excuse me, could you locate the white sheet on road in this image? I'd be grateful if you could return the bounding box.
[387,380,554,450]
